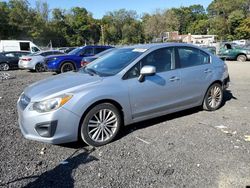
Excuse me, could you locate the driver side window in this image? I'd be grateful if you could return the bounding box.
[125,47,174,79]
[82,48,94,56]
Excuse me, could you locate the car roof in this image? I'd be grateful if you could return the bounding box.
[125,43,201,50]
[78,45,113,48]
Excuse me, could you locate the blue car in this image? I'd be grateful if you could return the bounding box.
[44,45,113,73]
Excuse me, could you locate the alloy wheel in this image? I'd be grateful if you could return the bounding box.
[0,63,10,71]
[207,85,222,109]
[61,63,74,73]
[87,109,118,142]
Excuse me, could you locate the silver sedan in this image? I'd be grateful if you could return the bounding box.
[18,50,64,72]
[17,43,230,146]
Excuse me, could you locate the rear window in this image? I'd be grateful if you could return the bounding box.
[178,47,210,68]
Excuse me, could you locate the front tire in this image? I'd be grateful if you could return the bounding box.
[60,62,75,73]
[0,63,10,71]
[80,103,122,147]
[203,83,223,111]
[237,54,247,62]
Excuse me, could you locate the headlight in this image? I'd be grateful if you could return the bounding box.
[30,94,72,113]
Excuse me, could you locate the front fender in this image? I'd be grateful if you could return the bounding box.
[63,83,132,126]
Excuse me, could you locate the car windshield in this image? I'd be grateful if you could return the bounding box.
[29,52,41,56]
[68,47,82,55]
[80,48,145,76]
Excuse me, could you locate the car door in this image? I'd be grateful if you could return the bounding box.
[124,47,182,119]
[76,47,94,68]
[176,46,213,106]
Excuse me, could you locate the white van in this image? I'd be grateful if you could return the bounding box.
[0,40,41,53]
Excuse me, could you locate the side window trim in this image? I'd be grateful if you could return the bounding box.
[123,47,176,80]
[176,46,211,69]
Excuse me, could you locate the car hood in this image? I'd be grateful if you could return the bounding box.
[24,72,102,101]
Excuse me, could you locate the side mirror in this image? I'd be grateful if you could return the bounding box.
[138,65,156,82]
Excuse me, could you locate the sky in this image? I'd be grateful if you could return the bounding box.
[26,0,213,19]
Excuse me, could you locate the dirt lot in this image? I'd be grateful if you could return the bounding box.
[0,61,250,188]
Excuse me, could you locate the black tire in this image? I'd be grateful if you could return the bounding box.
[80,103,122,147]
[60,62,75,73]
[236,54,247,62]
[203,83,223,111]
[35,63,44,72]
[0,63,10,71]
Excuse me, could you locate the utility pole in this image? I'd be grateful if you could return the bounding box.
[101,25,105,45]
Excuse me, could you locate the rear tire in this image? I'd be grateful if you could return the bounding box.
[60,62,75,73]
[80,103,122,147]
[35,63,44,72]
[203,83,223,111]
[237,54,247,62]
[0,63,10,71]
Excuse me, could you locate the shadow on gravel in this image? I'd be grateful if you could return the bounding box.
[221,90,237,107]
[0,148,98,188]
[118,107,201,139]
[58,140,88,149]
[25,148,98,188]
[118,90,236,140]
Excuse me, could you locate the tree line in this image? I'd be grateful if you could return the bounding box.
[0,0,249,47]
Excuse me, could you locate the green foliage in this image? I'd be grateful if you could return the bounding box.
[101,9,143,44]
[236,18,250,39]
[207,0,249,39]
[0,0,249,46]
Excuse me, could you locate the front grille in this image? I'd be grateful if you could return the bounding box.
[20,94,30,110]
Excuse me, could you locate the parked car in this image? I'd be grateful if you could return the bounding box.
[80,48,115,67]
[43,45,113,73]
[0,51,30,58]
[218,43,250,62]
[201,46,216,55]
[0,51,30,70]
[18,50,65,72]
[17,43,230,146]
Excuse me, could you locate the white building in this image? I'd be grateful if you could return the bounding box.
[182,34,217,45]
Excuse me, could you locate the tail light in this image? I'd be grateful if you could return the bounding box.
[22,58,32,61]
[81,60,89,67]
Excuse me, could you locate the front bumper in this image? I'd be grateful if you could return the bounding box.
[17,98,81,144]
[223,76,230,90]
[43,60,59,72]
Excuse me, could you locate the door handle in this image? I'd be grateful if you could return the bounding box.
[169,76,180,82]
[204,69,212,73]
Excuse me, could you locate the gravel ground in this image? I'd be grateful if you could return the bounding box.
[0,61,250,188]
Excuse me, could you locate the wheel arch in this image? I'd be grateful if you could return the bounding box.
[0,61,10,70]
[236,53,247,59]
[202,80,223,102]
[77,99,124,140]
[60,60,77,70]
